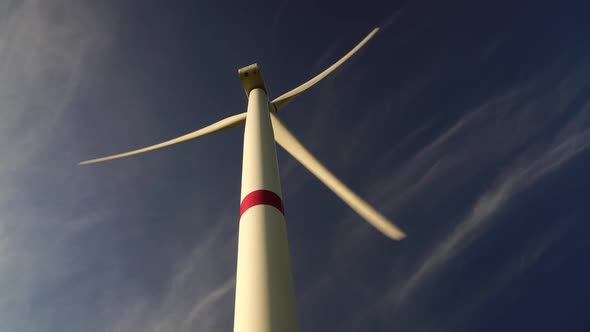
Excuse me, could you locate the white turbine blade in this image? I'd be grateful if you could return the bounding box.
[79,112,247,165]
[271,28,379,112]
[270,113,406,240]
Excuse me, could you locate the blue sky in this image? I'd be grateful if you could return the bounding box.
[1,0,589,331]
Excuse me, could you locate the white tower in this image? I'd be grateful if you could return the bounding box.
[234,65,298,331]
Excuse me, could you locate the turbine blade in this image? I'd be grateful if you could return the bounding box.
[270,113,405,240]
[271,28,379,112]
[79,112,247,165]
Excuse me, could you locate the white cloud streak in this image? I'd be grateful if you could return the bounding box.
[103,203,239,332]
[305,50,590,330]
[398,115,590,302]
[182,277,236,329]
[0,1,111,330]
[395,82,590,305]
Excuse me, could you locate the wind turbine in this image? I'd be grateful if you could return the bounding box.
[80,27,405,332]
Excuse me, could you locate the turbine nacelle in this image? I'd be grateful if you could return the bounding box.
[238,63,267,97]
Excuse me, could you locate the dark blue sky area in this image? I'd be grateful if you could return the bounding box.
[1,0,589,331]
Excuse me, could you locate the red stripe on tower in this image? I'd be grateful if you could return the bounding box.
[240,190,285,217]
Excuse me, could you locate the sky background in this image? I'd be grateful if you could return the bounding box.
[1,0,590,331]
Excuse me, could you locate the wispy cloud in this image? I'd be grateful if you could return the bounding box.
[439,214,578,332]
[397,109,590,303]
[102,203,238,332]
[182,277,236,329]
[301,47,590,330]
[0,1,113,330]
[394,67,590,304]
